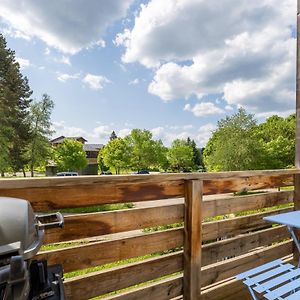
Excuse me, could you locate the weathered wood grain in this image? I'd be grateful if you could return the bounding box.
[0,181,184,211]
[44,204,184,244]
[203,190,293,218]
[64,252,183,300]
[203,174,293,195]
[202,207,292,242]
[184,180,202,300]
[201,240,293,287]
[0,170,296,211]
[87,241,292,300]
[0,169,298,190]
[103,274,183,300]
[37,228,184,273]
[202,226,289,266]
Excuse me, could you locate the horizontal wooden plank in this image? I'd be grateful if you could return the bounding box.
[98,244,293,300]
[202,226,289,266]
[201,277,252,300]
[64,252,183,300]
[103,274,183,300]
[1,169,298,190]
[45,204,291,245]
[44,204,184,244]
[203,174,293,195]
[0,180,184,211]
[65,240,292,299]
[0,171,296,211]
[202,207,293,242]
[203,190,293,218]
[37,228,183,273]
[201,240,293,287]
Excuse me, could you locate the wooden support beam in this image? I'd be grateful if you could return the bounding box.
[184,180,203,300]
[294,0,300,265]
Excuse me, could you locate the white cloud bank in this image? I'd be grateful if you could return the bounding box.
[52,122,212,147]
[0,0,134,54]
[116,0,296,116]
[82,74,111,90]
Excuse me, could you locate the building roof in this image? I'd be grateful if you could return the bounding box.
[83,144,104,152]
[50,136,88,144]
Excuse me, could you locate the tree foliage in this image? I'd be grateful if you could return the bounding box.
[203,108,265,171]
[187,137,203,170]
[0,34,33,175]
[254,114,295,169]
[125,129,166,171]
[100,138,130,174]
[110,131,118,141]
[168,139,194,171]
[54,139,88,172]
[0,34,32,174]
[25,94,54,176]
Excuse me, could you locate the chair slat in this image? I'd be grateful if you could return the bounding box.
[244,264,294,287]
[284,288,300,300]
[236,259,283,280]
[254,268,300,293]
[264,278,300,300]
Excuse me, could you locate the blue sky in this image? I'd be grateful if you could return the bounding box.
[0,0,296,146]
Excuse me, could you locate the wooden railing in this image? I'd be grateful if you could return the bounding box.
[0,169,299,300]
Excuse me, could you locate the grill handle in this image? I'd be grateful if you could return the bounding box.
[37,213,64,230]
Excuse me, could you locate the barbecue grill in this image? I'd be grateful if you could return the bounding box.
[0,197,64,300]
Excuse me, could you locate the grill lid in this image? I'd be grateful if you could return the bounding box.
[0,197,44,260]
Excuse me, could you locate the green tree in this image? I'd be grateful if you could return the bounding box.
[101,138,130,174]
[168,139,194,172]
[255,114,295,169]
[97,147,110,173]
[110,131,118,140]
[125,129,166,171]
[0,34,32,176]
[26,94,54,177]
[54,139,88,172]
[203,108,264,171]
[187,137,203,170]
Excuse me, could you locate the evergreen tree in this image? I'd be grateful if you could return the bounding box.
[110,131,118,140]
[0,34,33,175]
[186,137,203,170]
[26,94,54,177]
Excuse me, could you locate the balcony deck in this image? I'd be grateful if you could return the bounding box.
[0,169,299,299]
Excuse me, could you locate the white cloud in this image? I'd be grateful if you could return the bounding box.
[184,102,225,117]
[82,73,111,90]
[92,125,112,141]
[55,56,71,66]
[0,0,133,54]
[57,72,80,82]
[129,78,139,85]
[196,123,217,146]
[117,0,296,116]
[16,57,30,69]
[118,128,131,138]
[52,122,211,147]
[51,121,87,138]
[44,47,51,55]
[2,25,31,40]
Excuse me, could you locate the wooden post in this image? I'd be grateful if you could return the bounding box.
[184,180,203,300]
[294,0,300,264]
[296,1,300,167]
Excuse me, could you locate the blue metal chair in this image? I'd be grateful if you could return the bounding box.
[236,259,300,299]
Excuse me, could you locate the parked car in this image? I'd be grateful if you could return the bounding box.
[56,172,78,176]
[101,171,112,175]
[132,170,150,175]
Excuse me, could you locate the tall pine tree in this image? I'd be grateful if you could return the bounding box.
[0,34,32,175]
